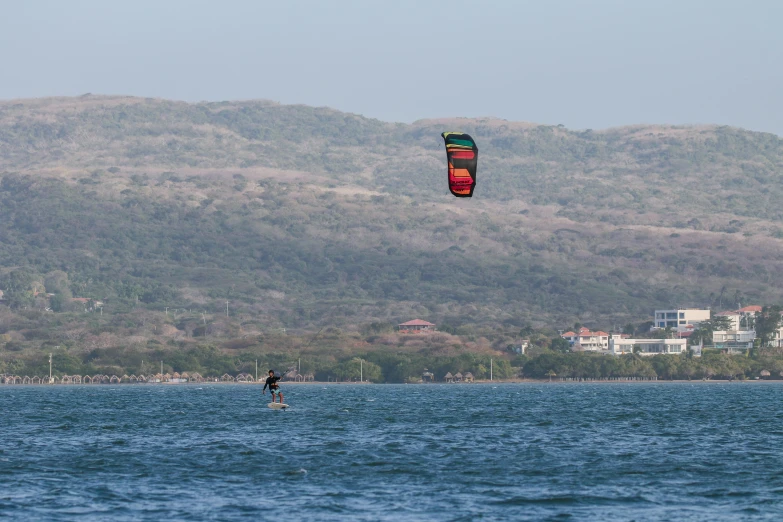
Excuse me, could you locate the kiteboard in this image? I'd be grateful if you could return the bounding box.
[267,402,289,410]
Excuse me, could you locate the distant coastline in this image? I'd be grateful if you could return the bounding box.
[3,378,781,387]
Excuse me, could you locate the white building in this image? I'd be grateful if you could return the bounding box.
[510,340,529,354]
[715,311,741,331]
[712,330,756,344]
[710,329,755,354]
[561,328,612,352]
[609,338,688,356]
[764,327,783,348]
[737,305,761,329]
[715,306,761,331]
[653,308,710,332]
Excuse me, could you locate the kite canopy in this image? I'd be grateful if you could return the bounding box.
[441,132,478,197]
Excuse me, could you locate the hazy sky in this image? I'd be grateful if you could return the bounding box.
[1,0,781,134]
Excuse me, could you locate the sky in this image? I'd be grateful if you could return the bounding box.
[1,0,781,135]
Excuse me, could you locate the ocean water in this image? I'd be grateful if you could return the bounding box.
[1,383,783,521]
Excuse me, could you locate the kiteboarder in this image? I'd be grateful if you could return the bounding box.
[262,369,284,404]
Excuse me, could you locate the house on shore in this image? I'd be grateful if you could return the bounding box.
[609,337,687,356]
[398,319,436,333]
[561,327,624,352]
[652,308,710,332]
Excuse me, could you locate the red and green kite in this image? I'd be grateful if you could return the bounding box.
[441,132,478,197]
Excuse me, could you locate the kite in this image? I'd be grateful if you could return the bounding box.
[441,132,478,197]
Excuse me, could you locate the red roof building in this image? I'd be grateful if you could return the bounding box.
[561,328,623,352]
[398,319,436,333]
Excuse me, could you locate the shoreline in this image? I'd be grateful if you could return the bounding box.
[2,379,781,387]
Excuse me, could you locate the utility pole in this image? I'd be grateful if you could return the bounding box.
[298,358,301,374]
[49,353,53,384]
[165,307,168,317]
[490,358,493,381]
[360,359,363,383]
[255,360,258,382]
[226,301,229,317]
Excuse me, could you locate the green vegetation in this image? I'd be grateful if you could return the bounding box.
[523,351,783,381]
[4,335,782,383]
[2,96,783,378]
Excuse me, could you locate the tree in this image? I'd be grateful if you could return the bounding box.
[740,314,755,331]
[550,337,571,353]
[360,322,394,336]
[44,271,70,294]
[332,358,382,383]
[710,315,733,331]
[519,324,534,337]
[0,269,38,309]
[690,314,734,346]
[755,306,782,349]
[50,289,73,312]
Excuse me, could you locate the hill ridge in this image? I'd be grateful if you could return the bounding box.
[1,95,783,335]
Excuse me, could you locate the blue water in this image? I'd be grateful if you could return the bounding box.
[2,383,783,521]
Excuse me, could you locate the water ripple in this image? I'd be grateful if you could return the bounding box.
[1,383,783,520]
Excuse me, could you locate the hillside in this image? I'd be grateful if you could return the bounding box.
[2,95,783,340]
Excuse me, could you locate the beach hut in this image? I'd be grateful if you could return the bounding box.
[454,372,463,383]
[422,370,434,383]
[32,376,41,384]
[464,372,474,383]
[110,375,121,384]
[61,376,72,384]
[304,373,315,382]
[444,372,454,383]
[760,370,771,378]
[22,376,31,385]
[189,372,203,383]
[72,375,82,384]
[121,374,130,383]
[93,374,104,384]
[221,373,234,382]
[83,375,93,384]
